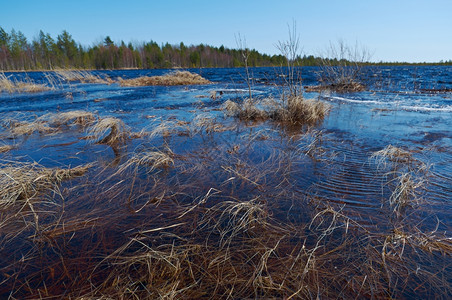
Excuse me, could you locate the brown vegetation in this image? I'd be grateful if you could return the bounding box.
[0,144,14,153]
[119,71,212,86]
[88,117,129,145]
[48,110,97,127]
[0,72,52,93]
[54,69,113,84]
[223,96,330,126]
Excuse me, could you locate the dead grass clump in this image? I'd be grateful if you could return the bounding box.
[88,117,129,145]
[388,172,424,213]
[0,161,91,210]
[0,144,15,153]
[119,71,211,86]
[223,99,268,121]
[10,120,56,136]
[54,69,112,84]
[372,145,414,166]
[0,72,52,93]
[223,96,330,125]
[305,81,366,93]
[268,96,331,125]
[49,110,97,127]
[116,149,174,175]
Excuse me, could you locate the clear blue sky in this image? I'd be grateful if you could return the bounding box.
[1,0,451,62]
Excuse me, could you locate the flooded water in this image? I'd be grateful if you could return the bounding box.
[0,66,451,298]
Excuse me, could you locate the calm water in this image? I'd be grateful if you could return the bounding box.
[0,66,451,298]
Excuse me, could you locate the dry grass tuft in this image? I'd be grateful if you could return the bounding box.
[116,149,174,175]
[49,110,97,127]
[372,145,428,215]
[0,161,91,210]
[54,69,112,84]
[9,120,56,136]
[0,72,52,93]
[372,145,414,166]
[388,172,424,213]
[223,99,268,121]
[223,96,330,125]
[0,144,15,153]
[119,71,211,86]
[305,81,366,93]
[268,96,331,125]
[88,117,129,145]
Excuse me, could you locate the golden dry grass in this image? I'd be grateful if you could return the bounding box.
[0,72,52,93]
[48,110,97,127]
[0,144,15,153]
[115,149,174,176]
[305,81,366,93]
[119,71,212,86]
[54,69,113,84]
[88,117,129,145]
[223,96,330,125]
[9,120,56,136]
[0,161,91,210]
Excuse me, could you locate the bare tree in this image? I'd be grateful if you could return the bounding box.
[235,33,253,100]
[275,20,303,99]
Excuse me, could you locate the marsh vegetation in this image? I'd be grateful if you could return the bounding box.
[0,63,451,299]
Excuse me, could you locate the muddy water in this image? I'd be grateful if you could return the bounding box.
[0,67,451,298]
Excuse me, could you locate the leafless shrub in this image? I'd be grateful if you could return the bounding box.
[275,20,303,98]
[316,40,371,92]
[119,71,211,86]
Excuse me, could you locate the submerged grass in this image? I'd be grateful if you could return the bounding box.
[119,70,212,86]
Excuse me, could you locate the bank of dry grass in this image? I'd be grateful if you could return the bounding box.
[0,161,91,210]
[0,72,52,93]
[119,71,212,86]
[54,69,113,84]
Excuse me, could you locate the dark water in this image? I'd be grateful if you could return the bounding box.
[0,66,451,298]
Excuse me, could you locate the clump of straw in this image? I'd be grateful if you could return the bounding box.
[88,117,129,145]
[49,110,97,127]
[0,161,92,209]
[54,69,112,84]
[119,71,211,86]
[0,72,52,93]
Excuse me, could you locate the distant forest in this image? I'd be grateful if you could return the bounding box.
[1,27,451,71]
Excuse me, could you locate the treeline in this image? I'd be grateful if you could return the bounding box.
[1,27,451,71]
[0,27,298,70]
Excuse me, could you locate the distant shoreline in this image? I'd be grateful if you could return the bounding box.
[2,64,452,74]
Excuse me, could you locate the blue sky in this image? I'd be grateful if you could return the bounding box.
[1,0,451,62]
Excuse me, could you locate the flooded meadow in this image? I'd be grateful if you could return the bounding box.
[0,66,451,299]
